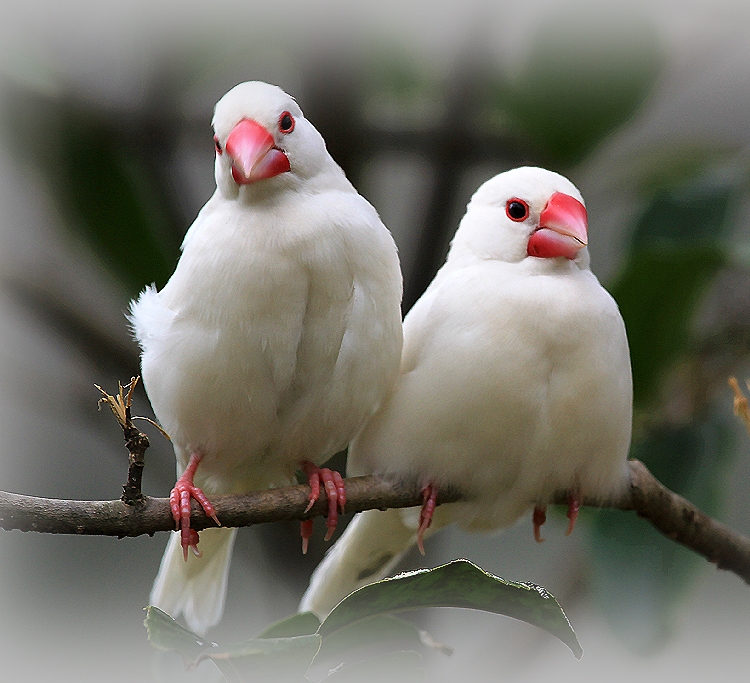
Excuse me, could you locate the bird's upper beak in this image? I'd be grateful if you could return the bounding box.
[527,192,588,260]
[224,119,290,184]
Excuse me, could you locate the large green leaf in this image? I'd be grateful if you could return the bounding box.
[144,606,321,682]
[210,635,322,683]
[496,6,662,165]
[306,616,428,683]
[317,614,423,660]
[257,611,321,639]
[629,174,735,248]
[318,559,582,659]
[145,605,214,668]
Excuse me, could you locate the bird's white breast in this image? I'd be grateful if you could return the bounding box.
[349,257,631,530]
[132,189,402,493]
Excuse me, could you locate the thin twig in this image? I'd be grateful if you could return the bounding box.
[95,377,152,506]
[1,460,749,584]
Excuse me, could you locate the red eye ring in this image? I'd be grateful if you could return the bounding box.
[506,198,529,222]
[278,111,295,134]
[214,135,223,155]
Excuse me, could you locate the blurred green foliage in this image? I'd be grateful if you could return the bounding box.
[1,91,180,296]
[494,6,662,166]
[55,112,179,293]
[589,167,743,651]
[590,413,734,653]
[611,175,733,409]
[146,559,580,682]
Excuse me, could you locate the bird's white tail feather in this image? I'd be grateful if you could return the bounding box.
[300,507,439,619]
[150,526,237,635]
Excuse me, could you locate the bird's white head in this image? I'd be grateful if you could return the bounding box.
[211,81,336,200]
[449,167,589,267]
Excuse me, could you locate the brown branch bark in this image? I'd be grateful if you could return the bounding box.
[0,477,461,537]
[1,460,749,583]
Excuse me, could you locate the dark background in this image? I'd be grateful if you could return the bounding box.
[1,1,750,681]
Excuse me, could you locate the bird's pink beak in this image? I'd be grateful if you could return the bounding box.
[527,192,588,260]
[224,119,290,185]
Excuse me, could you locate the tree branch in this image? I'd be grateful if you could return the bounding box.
[619,460,750,582]
[0,477,459,537]
[1,460,749,584]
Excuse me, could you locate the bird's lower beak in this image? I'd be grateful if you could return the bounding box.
[527,192,588,260]
[225,119,290,184]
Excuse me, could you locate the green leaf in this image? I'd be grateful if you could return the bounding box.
[318,559,582,659]
[210,635,322,683]
[496,6,662,165]
[310,614,443,681]
[257,611,321,639]
[144,606,214,668]
[322,650,425,683]
[317,615,425,664]
[145,606,321,682]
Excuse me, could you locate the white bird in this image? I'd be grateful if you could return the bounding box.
[300,166,632,618]
[129,81,403,634]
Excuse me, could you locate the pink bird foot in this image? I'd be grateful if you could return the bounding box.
[300,519,314,555]
[300,461,346,552]
[533,505,547,543]
[169,452,221,560]
[565,492,580,536]
[417,483,439,555]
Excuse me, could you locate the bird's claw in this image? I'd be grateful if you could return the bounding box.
[300,519,314,555]
[533,505,547,543]
[183,529,202,560]
[169,452,220,561]
[417,483,438,555]
[300,461,347,551]
[566,493,580,536]
[532,493,579,543]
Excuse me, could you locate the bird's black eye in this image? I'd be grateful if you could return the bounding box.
[214,136,223,155]
[278,111,295,134]
[506,198,529,222]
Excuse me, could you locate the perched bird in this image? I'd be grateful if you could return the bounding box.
[300,166,632,618]
[130,81,403,634]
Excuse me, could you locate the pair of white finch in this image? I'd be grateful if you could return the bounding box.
[129,81,632,634]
